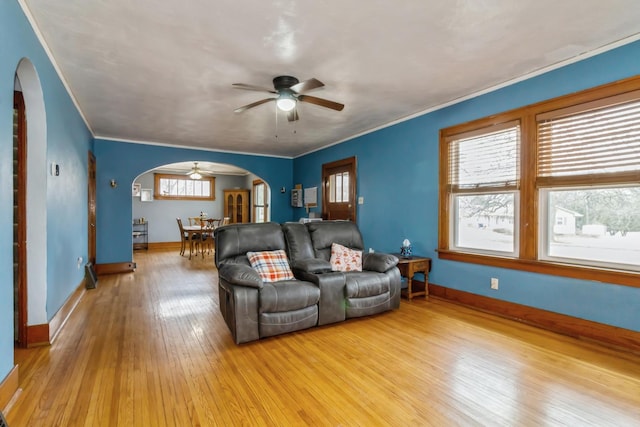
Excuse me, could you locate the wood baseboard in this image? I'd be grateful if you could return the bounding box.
[26,324,49,347]
[428,282,640,354]
[95,262,136,275]
[49,280,86,344]
[0,365,18,413]
[148,241,181,250]
[25,279,87,347]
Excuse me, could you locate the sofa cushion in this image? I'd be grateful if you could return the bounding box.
[344,272,390,298]
[215,222,287,268]
[247,249,294,283]
[330,243,362,272]
[282,222,316,261]
[260,280,321,313]
[306,221,365,261]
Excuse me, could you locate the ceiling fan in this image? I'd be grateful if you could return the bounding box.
[187,162,203,179]
[233,75,344,121]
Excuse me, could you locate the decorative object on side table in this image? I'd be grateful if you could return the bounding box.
[400,238,412,258]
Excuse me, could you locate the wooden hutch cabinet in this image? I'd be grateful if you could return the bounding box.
[223,189,250,223]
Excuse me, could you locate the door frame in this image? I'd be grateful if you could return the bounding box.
[252,179,268,223]
[88,152,97,264]
[14,90,28,347]
[321,156,357,221]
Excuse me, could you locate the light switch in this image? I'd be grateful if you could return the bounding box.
[358,196,364,205]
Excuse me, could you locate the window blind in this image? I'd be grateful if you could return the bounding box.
[447,121,520,192]
[537,92,640,181]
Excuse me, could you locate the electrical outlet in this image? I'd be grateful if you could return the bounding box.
[77,256,83,269]
[490,277,499,290]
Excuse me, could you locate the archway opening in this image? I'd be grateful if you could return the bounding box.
[130,161,271,252]
[14,58,48,348]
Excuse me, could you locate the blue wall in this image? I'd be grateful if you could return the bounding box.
[94,139,294,264]
[294,40,640,332]
[0,0,93,382]
[2,0,639,392]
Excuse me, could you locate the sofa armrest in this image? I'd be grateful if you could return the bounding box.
[363,252,398,273]
[291,258,333,274]
[218,263,263,289]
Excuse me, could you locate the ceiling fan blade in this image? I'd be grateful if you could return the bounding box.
[232,83,277,94]
[234,98,275,113]
[289,78,324,94]
[287,109,299,122]
[298,95,344,111]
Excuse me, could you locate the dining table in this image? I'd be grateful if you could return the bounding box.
[182,219,221,259]
[182,224,209,259]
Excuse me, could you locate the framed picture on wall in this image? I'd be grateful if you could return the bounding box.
[140,188,153,202]
[132,183,141,197]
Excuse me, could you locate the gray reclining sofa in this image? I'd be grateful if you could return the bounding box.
[215,221,401,344]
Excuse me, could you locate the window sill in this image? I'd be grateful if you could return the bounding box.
[437,249,639,288]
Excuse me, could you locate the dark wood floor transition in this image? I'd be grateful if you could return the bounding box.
[7,249,640,426]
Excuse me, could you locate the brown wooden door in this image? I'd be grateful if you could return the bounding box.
[322,156,357,221]
[88,152,97,264]
[14,90,27,347]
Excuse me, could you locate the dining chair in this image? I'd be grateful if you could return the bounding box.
[201,218,220,255]
[177,218,202,259]
[207,218,223,228]
[188,216,202,226]
[176,218,188,256]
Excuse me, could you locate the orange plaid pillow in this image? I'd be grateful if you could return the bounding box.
[247,249,295,283]
[330,243,362,272]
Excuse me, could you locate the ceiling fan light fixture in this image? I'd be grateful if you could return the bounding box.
[188,162,202,180]
[276,94,296,112]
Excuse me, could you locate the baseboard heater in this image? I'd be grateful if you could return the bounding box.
[85,262,98,289]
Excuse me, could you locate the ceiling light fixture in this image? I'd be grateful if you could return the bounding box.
[188,162,202,180]
[276,93,296,112]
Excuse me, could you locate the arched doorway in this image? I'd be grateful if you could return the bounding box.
[131,161,271,249]
[14,58,48,346]
[13,84,27,346]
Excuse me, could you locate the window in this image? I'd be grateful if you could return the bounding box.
[446,122,520,256]
[253,179,268,223]
[329,172,350,203]
[537,92,640,272]
[153,173,215,200]
[439,75,640,287]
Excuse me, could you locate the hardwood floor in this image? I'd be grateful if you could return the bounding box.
[7,249,640,426]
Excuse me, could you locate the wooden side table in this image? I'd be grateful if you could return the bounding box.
[393,255,431,300]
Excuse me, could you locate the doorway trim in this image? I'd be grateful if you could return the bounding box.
[88,152,97,265]
[16,58,48,330]
[322,156,357,221]
[13,90,27,347]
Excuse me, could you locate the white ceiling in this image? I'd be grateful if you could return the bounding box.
[20,0,640,158]
[153,161,248,176]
